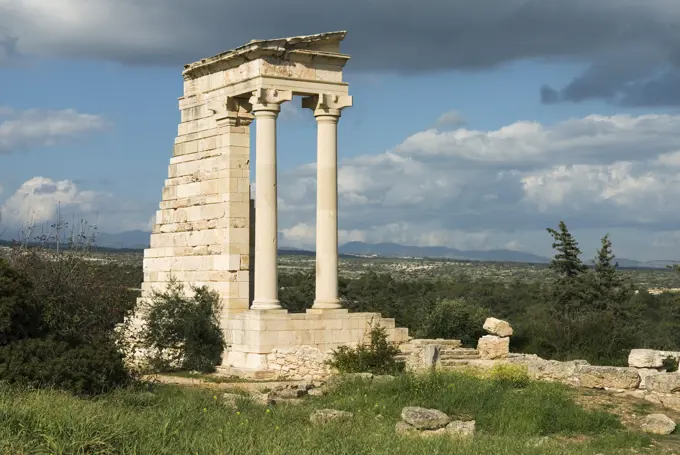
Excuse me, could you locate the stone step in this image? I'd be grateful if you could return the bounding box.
[440,352,480,360]
[438,359,480,367]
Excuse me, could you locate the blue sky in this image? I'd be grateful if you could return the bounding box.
[2,0,680,261]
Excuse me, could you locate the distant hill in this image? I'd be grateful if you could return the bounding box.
[5,229,675,268]
[338,241,551,264]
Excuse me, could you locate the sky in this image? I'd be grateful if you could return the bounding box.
[1,0,680,261]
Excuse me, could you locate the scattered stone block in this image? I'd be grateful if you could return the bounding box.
[401,406,451,430]
[636,368,667,389]
[445,420,476,439]
[483,318,513,337]
[629,349,664,369]
[310,409,354,425]
[477,335,510,360]
[641,413,676,435]
[576,365,640,390]
[307,388,325,397]
[645,373,680,394]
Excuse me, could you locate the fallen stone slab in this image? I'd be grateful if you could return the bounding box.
[401,406,451,430]
[483,317,513,337]
[310,409,354,425]
[576,365,640,390]
[645,373,680,394]
[641,413,676,435]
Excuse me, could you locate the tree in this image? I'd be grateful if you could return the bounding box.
[594,234,621,293]
[546,221,588,279]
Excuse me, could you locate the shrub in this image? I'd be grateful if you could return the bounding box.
[419,298,488,346]
[327,323,405,375]
[486,363,531,388]
[0,259,45,345]
[0,337,131,395]
[139,281,225,373]
[662,356,679,373]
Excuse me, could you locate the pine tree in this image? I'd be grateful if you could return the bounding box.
[594,234,620,292]
[546,221,587,279]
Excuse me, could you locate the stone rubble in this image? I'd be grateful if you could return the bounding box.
[396,407,475,439]
[310,409,354,425]
[640,413,677,435]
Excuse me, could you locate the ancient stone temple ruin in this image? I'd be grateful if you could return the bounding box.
[138,31,408,379]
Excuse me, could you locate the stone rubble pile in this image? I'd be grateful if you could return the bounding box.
[396,406,475,439]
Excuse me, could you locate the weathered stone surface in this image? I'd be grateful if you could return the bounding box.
[483,318,513,337]
[307,388,325,397]
[525,359,589,384]
[477,335,510,360]
[395,421,418,435]
[576,365,640,390]
[641,413,676,435]
[445,420,476,439]
[401,407,451,430]
[251,392,276,406]
[629,349,664,369]
[310,409,354,425]
[373,375,396,384]
[645,373,680,394]
[636,368,667,389]
[222,392,245,408]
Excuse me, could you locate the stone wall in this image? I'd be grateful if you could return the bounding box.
[266,346,332,381]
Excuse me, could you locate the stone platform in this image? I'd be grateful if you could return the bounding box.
[218,309,409,380]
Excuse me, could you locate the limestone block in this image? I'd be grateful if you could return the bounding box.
[483,317,513,337]
[629,349,664,368]
[576,365,641,390]
[641,414,676,435]
[636,368,667,389]
[477,335,510,360]
[401,407,451,430]
[645,373,680,394]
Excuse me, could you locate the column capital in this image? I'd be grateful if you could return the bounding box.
[208,96,254,126]
[302,93,353,119]
[249,88,293,114]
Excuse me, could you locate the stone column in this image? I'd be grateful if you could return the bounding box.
[302,94,353,309]
[249,88,292,310]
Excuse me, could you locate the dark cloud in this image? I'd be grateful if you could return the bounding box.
[2,0,680,105]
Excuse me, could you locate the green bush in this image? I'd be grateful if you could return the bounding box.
[419,298,488,346]
[0,337,131,395]
[327,323,405,375]
[662,356,679,373]
[139,281,225,373]
[485,363,531,388]
[0,259,45,345]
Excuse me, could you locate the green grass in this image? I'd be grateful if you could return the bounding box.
[0,371,660,454]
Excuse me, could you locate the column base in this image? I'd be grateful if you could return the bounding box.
[311,300,343,310]
[251,299,282,310]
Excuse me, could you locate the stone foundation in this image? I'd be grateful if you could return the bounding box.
[218,309,409,379]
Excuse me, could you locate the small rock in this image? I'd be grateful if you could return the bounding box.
[251,392,276,406]
[310,409,354,425]
[272,386,307,399]
[222,392,244,408]
[307,388,325,397]
[641,413,676,435]
[445,420,476,439]
[395,421,418,435]
[373,375,396,384]
[483,317,513,337]
[401,406,451,430]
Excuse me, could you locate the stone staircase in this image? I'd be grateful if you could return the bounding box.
[438,347,481,367]
[398,339,481,369]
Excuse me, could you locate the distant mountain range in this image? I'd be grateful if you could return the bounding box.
[3,230,678,269]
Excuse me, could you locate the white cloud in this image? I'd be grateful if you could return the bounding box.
[275,112,680,258]
[0,177,151,237]
[0,107,108,154]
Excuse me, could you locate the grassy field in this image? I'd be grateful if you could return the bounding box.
[0,371,672,455]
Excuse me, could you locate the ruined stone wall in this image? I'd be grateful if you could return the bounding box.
[139,75,253,323]
[266,346,333,381]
